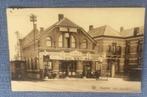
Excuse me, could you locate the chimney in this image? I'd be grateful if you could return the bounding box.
[134,27,139,36]
[40,27,44,32]
[58,14,64,21]
[120,26,124,32]
[89,25,93,30]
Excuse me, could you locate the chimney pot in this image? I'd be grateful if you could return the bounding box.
[120,27,124,32]
[40,27,44,32]
[89,25,93,30]
[58,14,64,21]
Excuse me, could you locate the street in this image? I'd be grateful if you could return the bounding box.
[11,77,141,92]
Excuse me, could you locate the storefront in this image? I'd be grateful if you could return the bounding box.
[39,50,100,78]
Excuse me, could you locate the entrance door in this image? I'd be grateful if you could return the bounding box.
[83,61,92,78]
[110,60,120,77]
[60,61,76,77]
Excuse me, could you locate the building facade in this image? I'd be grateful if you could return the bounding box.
[88,25,144,78]
[20,14,101,79]
[18,14,144,79]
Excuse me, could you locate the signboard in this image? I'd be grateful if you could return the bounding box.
[40,50,100,61]
[69,28,77,32]
[59,27,68,32]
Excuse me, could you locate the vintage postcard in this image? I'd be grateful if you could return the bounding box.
[7,8,145,92]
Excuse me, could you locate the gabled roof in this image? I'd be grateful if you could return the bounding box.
[44,17,80,32]
[55,18,79,28]
[43,17,96,43]
[88,25,121,38]
[120,26,144,37]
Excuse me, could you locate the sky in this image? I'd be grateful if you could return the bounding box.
[6,8,145,60]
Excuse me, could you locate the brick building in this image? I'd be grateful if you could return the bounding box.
[20,14,100,79]
[88,25,144,78]
[18,14,144,79]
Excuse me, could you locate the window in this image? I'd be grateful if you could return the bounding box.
[116,46,121,55]
[46,37,52,47]
[59,33,76,48]
[26,59,29,70]
[108,45,111,52]
[34,57,38,69]
[43,55,50,62]
[107,45,111,56]
[71,35,76,48]
[64,33,70,48]
[59,35,63,47]
[81,39,87,49]
[112,43,117,54]
[31,58,33,70]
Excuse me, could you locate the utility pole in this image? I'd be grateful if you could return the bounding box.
[30,14,37,51]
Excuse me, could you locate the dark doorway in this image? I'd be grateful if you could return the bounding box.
[83,61,92,78]
[60,61,77,77]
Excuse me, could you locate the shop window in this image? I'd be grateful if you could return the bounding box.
[34,57,38,69]
[28,59,31,70]
[31,58,33,70]
[46,37,52,47]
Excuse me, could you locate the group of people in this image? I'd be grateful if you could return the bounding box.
[44,67,101,80]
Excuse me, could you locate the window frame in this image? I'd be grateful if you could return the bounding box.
[46,36,52,47]
[81,39,88,49]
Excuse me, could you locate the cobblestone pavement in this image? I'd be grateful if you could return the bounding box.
[11,77,141,93]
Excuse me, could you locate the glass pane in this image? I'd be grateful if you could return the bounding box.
[59,35,63,47]
[71,36,76,48]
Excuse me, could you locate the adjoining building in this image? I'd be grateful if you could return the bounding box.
[88,25,144,79]
[11,60,26,80]
[14,14,143,79]
[121,26,144,80]
[88,25,125,77]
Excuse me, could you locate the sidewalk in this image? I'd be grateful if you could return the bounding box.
[11,77,141,92]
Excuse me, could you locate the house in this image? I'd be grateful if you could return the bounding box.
[19,14,100,79]
[88,25,144,79]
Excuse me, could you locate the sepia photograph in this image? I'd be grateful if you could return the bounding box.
[7,8,145,92]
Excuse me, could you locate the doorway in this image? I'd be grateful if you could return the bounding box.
[83,61,92,78]
[60,61,77,77]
